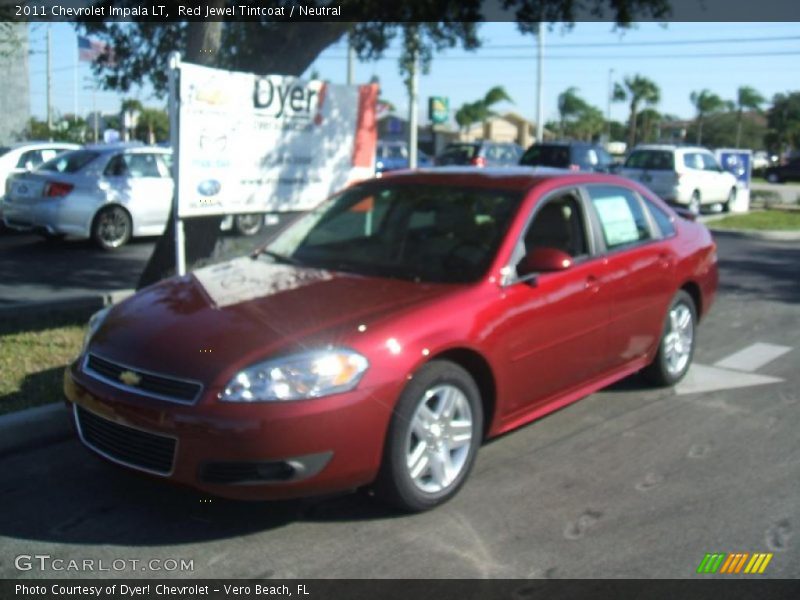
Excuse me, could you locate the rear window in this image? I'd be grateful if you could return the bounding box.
[624,150,675,171]
[39,150,99,173]
[520,145,570,167]
[439,144,478,162]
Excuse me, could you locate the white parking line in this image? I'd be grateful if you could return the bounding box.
[714,343,792,373]
[675,364,783,396]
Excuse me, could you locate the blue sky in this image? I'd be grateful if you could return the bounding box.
[28,21,800,128]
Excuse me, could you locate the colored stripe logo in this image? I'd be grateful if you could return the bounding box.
[697,552,773,574]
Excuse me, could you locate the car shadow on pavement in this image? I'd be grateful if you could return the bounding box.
[0,435,399,547]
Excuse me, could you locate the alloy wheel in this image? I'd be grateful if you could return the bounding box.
[663,302,694,377]
[405,384,474,494]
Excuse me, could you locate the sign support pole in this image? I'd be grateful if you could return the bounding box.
[168,51,186,276]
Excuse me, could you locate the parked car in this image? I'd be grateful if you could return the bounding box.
[764,157,800,183]
[375,141,431,175]
[752,150,771,173]
[0,142,79,225]
[2,144,264,249]
[434,141,523,167]
[519,141,615,172]
[65,168,717,511]
[620,144,738,214]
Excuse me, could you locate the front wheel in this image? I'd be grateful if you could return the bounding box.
[234,213,263,236]
[92,205,132,250]
[374,360,483,512]
[722,187,736,213]
[688,191,701,216]
[643,290,697,387]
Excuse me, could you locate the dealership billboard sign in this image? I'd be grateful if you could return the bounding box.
[167,55,378,272]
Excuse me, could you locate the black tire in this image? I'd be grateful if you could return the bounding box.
[234,213,263,236]
[643,290,697,387]
[722,188,736,213]
[374,360,483,512]
[688,191,701,215]
[92,205,132,250]
[766,172,781,184]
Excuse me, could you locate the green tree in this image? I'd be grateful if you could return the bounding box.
[690,89,725,146]
[557,87,588,138]
[685,111,767,150]
[613,75,660,148]
[74,0,672,287]
[766,91,800,156]
[455,86,514,135]
[135,108,169,144]
[734,86,765,148]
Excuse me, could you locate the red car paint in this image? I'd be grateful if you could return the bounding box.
[64,170,717,500]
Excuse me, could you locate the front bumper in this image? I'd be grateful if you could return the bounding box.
[64,360,399,500]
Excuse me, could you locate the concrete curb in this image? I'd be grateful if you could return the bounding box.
[0,402,73,458]
[0,288,135,317]
[709,228,800,242]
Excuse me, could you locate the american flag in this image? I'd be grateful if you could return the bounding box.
[78,36,113,64]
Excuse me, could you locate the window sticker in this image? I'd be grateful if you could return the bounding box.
[593,195,639,247]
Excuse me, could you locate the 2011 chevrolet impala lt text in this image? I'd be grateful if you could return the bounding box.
[63,169,718,512]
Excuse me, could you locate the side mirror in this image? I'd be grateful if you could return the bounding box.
[517,247,573,279]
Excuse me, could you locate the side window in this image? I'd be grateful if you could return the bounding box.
[125,153,162,178]
[683,153,704,170]
[16,150,43,169]
[39,149,59,163]
[588,185,653,250]
[701,153,721,172]
[522,193,589,259]
[104,154,129,177]
[644,199,676,238]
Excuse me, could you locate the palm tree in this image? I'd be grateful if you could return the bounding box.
[690,89,725,145]
[613,75,661,148]
[454,86,513,138]
[734,86,765,148]
[557,87,588,138]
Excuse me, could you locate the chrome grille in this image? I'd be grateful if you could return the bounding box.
[84,353,203,404]
[75,405,176,476]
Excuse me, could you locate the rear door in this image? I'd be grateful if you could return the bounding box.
[103,152,173,233]
[583,183,676,370]
[621,150,676,199]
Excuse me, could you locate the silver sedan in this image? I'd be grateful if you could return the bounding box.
[2,144,264,250]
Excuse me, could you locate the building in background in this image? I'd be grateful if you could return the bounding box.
[0,23,31,144]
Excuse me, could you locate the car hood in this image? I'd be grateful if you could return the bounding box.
[88,257,455,385]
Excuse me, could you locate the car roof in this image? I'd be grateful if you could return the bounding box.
[375,166,621,191]
[632,144,711,152]
[7,141,80,150]
[82,143,171,154]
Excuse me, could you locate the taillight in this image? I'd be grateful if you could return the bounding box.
[471,156,487,167]
[44,182,74,197]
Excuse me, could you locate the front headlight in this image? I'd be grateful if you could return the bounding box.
[81,306,111,355]
[219,349,369,402]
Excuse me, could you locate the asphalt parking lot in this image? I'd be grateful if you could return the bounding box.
[0,231,798,579]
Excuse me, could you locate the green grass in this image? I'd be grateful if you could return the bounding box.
[711,210,800,231]
[0,310,90,416]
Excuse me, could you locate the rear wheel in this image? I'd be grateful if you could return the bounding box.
[92,205,132,250]
[234,213,263,236]
[374,360,483,512]
[643,290,697,387]
[688,191,701,215]
[766,172,781,184]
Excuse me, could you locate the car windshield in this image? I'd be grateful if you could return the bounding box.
[39,150,100,173]
[380,145,407,159]
[265,182,522,284]
[520,145,570,167]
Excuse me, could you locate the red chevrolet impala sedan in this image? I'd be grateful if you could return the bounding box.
[64,168,717,511]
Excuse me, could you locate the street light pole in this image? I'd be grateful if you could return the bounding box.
[408,30,419,169]
[606,68,614,143]
[536,23,544,143]
[46,27,53,132]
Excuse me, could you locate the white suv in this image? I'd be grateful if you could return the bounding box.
[620,144,737,214]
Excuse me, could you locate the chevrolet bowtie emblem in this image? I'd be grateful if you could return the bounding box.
[119,370,142,386]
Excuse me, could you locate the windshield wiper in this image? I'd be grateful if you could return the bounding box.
[250,248,304,266]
